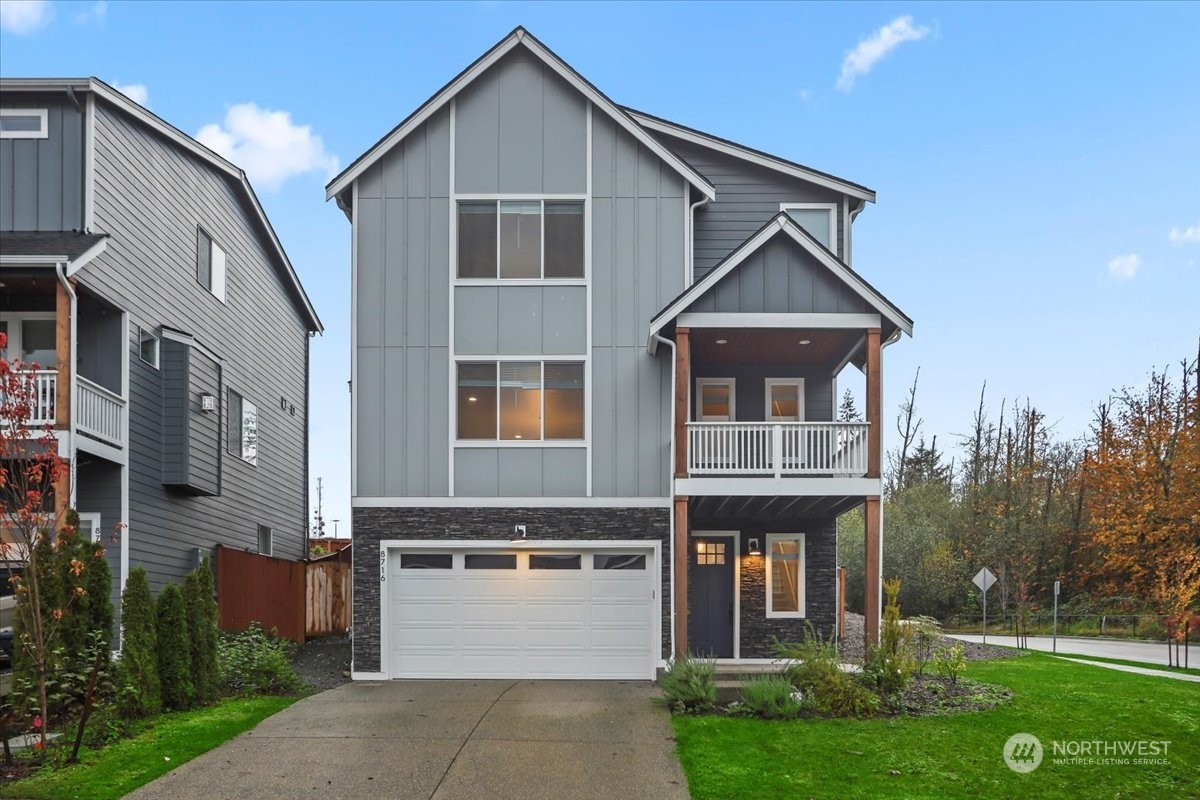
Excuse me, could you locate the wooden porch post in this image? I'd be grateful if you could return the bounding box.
[673,327,691,658]
[54,278,72,519]
[866,327,881,479]
[864,496,881,647]
[673,495,689,658]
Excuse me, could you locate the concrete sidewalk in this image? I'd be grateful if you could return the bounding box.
[126,680,689,800]
[949,633,1184,666]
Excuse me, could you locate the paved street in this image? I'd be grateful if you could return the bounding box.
[950,634,1189,667]
[126,680,689,800]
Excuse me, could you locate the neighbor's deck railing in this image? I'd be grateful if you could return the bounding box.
[687,421,869,477]
[77,376,125,448]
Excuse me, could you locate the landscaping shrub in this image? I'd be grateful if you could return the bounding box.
[659,653,717,713]
[183,558,219,705]
[862,578,915,695]
[776,631,879,719]
[115,568,160,719]
[907,615,943,677]
[217,624,303,696]
[739,675,802,719]
[156,583,194,711]
[934,643,967,685]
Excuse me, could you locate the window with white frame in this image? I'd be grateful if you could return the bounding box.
[196,227,227,302]
[456,360,584,441]
[696,378,735,421]
[0,315,56,368]
[765,378,804,422]
[457,200,584,279]
[766,533,805,617]
[0,109,48,139]
[227,388,258,464]
[781,203,837,250]
[138,327,160,368]
[257,524,272,556]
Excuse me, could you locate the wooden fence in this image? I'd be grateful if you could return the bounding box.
[306,559,351,637]
[215,545,306,642]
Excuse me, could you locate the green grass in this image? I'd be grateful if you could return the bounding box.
[1053,653,1200,677]
[0,695,299,800]
[672,653,1200,800]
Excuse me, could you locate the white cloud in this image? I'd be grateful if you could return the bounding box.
[1168,224,1200,245]
[1106,253,1142,282]
[0,0,52,34]
[112,82,148,107]
[74,0,105,24]
[196,103,339,191]
[798,88,814,103]
[837,15,931,92]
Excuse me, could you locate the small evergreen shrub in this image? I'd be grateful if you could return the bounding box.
[862,578,915,695]
[217,624,303,696]
[934,643,967,685]
[183,558,219,705]
[156,583,194,711]
[115,567,160,719]
[658,653,717,713]
[776,629,879,719]
[739,675,802,719]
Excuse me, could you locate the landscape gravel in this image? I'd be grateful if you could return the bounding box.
[839,612,1018,663]
[290,635,352,691]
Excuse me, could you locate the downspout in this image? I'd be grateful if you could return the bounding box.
[687,196,710,284]
[55,262,78,508]
[654,332,678,662]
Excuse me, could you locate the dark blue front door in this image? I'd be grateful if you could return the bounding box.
[691,537,734,658]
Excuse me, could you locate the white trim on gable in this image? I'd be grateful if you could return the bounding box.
[647,214,912,352]
[324,28,716,203]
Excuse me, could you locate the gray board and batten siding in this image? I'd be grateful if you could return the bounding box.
[353,51,684,500]
[76,99,310,593]
[0,93,83,232]
[656,132,848,279]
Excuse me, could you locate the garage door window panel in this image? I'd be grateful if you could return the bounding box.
[594,554,647,570]
[530,554,582,570]
[401,553,453,569]
[464,553,517,570]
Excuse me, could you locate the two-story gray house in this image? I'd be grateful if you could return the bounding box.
[330,28,911,680]
[1,79,322,621]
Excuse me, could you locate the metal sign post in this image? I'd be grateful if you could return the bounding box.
[973,568,998,644]
[1053,580,1061,653]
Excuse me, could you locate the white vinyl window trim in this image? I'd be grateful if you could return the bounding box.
[0,108,49,139]
[764,378,805,422]
[779,202,837,250]
[695,377,736,421]
[766,533,805,618]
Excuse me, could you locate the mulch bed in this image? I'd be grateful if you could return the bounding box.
[887,674,1012,716]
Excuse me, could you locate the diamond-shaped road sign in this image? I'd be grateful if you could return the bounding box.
[973,567,998,593]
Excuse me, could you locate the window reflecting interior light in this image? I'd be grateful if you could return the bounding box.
[696,541,706,553]
[798,339,811,345]
[467,396,477,402]
[715,339,728,345]
[514,434,523,439]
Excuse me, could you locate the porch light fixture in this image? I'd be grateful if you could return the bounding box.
[715,339,728,345]
[510,524,528,542]
[748,538,762,556]
[467,396,477,402]
[199,393,217,413]
[798,339,811,346]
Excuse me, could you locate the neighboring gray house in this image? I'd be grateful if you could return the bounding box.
[1,79,322,621]
[329,28,911,680]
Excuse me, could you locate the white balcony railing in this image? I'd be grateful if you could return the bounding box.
[687,421,870,478]
[77,377,125,448]
[4,370,59,427]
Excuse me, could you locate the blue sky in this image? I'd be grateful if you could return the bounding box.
[3,1,1197,532]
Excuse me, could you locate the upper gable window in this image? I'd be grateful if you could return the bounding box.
[781,203,837,250]
[0,109,48,139]
[457,200,584,280]
[196,227,227,303]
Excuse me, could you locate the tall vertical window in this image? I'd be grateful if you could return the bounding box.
[456,200,584,279]
[196,227,227,302]
[227,389,258,465]
[766,534,805,617]
[257,524,273,556]
[457,360,584,441]
[781,203,837,250]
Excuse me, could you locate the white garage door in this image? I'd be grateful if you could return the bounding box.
[386,546,657,679]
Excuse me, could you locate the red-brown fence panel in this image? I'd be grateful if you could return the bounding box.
[215,544,306,642]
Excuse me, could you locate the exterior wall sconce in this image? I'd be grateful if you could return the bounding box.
[199,393,217,412]
[509,524,527,542]
[748,538,762,556]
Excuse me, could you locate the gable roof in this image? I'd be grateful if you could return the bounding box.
[0,78,323,333]
[626,108,876,203]
[647,212,912,351]
[324,27,716,204]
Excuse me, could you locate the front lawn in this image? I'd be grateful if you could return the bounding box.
[0,695,298,800]
[672,653,1199,800]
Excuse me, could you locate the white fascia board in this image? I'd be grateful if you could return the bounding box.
[629,111,876,203]
[353,496,671,508]
[1,255,67,266]
[674,477,882,497]
[65,237,108,276]
[675,312,881,329]
[325,31,716,203]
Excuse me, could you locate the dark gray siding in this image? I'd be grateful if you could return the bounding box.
[689,233,871,315]
[692,365,834,423]
[80,99,309,594]
[160,338,189,486]
[656,133,846,277]
[356,108,451,498]
[0,93,83,232]
[186,348,221,495]
[76,291,123,392]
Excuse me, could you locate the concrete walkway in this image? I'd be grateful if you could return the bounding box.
[1051,657,1200,682]
[126,680,690,800]
[949,634,1185,666]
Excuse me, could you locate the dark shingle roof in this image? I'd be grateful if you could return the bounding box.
[0,231,107,260]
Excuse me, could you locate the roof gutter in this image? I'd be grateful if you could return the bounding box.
[652,332,679,661]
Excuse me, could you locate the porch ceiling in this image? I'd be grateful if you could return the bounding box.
[689,328,860,367]
[689,494,864,525]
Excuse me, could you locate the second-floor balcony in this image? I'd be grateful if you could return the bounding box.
[687,421,869,478]
[5,370,126,450]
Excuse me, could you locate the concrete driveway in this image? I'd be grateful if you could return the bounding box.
[126,680,690,800]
